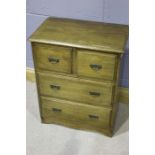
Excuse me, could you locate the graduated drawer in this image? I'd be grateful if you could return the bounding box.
[32,43,72,73]
[77,50,117,80]
[41,96,111,129]
[38,72,113,107]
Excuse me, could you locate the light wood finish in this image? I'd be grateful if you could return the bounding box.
[26,68,129,104]
[38,71,114,107]
[29,17,128,53]
[41,96,111,129]
[26,67,36,82]
[77,50,117,80]
[119,87,129,104]
[32,43,72,73]
[29,17,129,136]
[110,55,121,129]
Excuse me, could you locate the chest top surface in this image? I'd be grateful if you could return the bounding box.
[29,17,128,53]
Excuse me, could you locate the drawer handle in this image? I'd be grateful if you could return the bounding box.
[89,91,100,96]
[52,108,62,113]
[50,85,60,90]
[89,115,99,120]
[90,64,102,70]
[48,57,59,64]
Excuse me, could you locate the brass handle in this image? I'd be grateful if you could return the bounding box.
[89,91,100,96]
[90,64,102,70]
[52,108,62,113]
[89,115,99,120]
[48,57,59,64]
[50,85,60,90]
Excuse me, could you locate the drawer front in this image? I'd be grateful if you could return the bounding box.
[77,50,117,80]
[33,43,72,73]
[41,96,111,129]
[38,72,113,107]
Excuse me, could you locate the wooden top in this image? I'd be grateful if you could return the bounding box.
[29,17,129,53]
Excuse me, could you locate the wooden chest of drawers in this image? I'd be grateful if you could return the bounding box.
[29,17,128,136]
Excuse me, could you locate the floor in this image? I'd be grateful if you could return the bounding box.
[26,81,129,155]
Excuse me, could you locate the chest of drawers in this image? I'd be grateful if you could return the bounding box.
[29,17,128,137]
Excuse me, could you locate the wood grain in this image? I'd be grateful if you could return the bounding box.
[32,43,72,73]
[38,71,114,107]
[26,68,129,104]
[41,96,112,133]
[29,17,129,136]
[29,17,128,53]
[77,50,117,80]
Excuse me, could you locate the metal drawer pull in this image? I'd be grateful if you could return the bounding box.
[48,57,59,64]
[90,64,102,70]
[89,91,100,96]
[52,108,62,113]
[50,85,60,90]
[89,115,99,119]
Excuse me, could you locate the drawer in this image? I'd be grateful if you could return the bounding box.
[41,96,111,129]
[77,50,117,80]
[38,72,113,107]
[32,43,72,73]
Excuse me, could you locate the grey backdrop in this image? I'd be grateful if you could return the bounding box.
[26,0,129,88]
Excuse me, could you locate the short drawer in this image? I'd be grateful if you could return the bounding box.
[41,96,111,129]
[32,43,72,73]
[77,50,117,80]
[38,72,113,107]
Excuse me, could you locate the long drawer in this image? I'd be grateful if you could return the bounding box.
[41,96,112,129]
[38,72,114,107]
